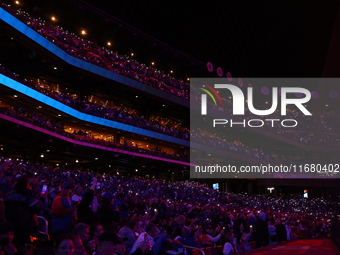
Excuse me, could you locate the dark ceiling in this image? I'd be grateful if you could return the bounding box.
[89,0,339,78]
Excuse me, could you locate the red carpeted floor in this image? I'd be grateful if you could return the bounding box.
[241,239,339,255]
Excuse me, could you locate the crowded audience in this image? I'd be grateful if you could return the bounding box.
[0,159,335,255]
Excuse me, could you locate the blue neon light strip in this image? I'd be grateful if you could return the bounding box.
[0,8,189,108]
[0,74,189,146]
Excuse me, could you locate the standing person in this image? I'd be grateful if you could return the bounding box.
[0,163,10,223]
[252,212,269,248]
[5,175,46,244]
[233,214,246,242]
[284,217,294,241]
[0,164,13,199]
[77,190,95,225]
[51,182,76,240]
[77,177,97,225]
[71,186,83,206]
[95,193,119,229]
[276,219,287,243]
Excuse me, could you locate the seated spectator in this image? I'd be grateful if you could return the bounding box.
[0,221,19,255]
[172,226,200,248]
[73,234,87,255]
[93,231,126,255]
[130,223,159,255]
[195,227,210,247]
[246,213,256,230]
[119,219,137,254]
[73,223,90,245]
[152,230,169,255]
[54,233,75,255]
[204,225,224,245]
[171,216,186,231]
[89,222,104,251]
[222,233,235,255]
[267,220,277,244]
[240,230,253,252]
[73,223,93,254]
[0,154,335,255]
[162,239,184,255]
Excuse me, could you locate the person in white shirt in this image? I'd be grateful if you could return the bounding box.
[267,220,277,244]
[71,185,82,205]
[130,223,159,254]
[240,230,253,252]
[205,225,225,243]
[284,217,293,241]
[223,233,235,255]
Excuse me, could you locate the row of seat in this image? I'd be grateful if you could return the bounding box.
[191,242,256,255]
